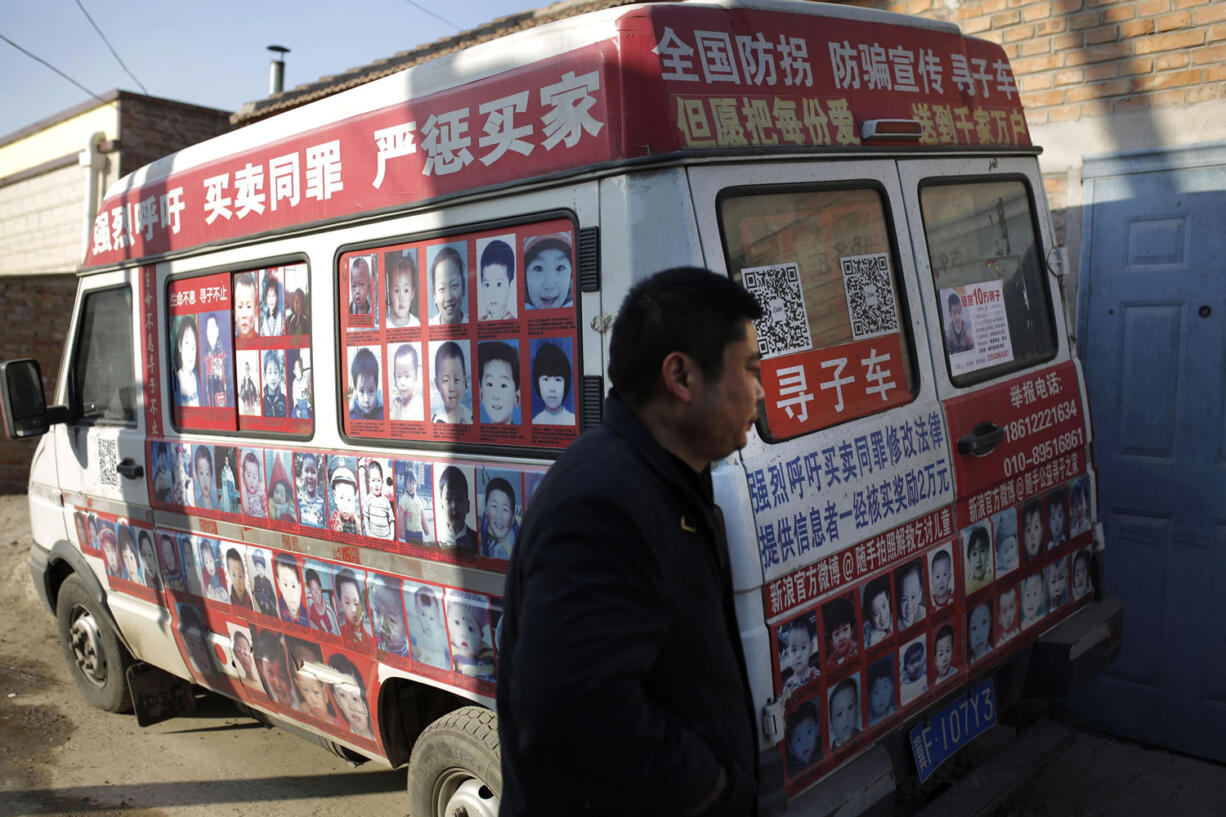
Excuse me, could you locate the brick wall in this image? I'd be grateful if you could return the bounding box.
[117,94,231,176]
[0,163,88,277]
[0,275,78,493]
[853,0,1226,242]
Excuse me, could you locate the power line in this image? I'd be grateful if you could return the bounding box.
[74,0,148,94]
[0,32,105,103]
[402,0,462,32]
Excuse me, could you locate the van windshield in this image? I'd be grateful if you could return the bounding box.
[919,180,1058,386]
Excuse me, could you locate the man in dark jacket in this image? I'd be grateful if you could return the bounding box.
[497,267,764,816]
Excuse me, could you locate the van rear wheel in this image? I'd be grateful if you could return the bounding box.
[406,706,501,817]
[55,574,133,712]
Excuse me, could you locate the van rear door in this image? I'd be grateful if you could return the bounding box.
[896,157,1097,654]
[688,159,959,792]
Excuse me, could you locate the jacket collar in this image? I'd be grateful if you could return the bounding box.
[604,390,714,506]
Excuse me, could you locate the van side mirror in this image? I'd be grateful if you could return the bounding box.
[0,359,68,439]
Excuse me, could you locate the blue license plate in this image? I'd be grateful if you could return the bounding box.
[908,679,997,783]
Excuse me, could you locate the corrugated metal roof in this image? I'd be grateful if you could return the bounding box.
[230,0,644,126]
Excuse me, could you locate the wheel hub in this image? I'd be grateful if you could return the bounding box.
[68,607,107,688]
[438,774,498,817]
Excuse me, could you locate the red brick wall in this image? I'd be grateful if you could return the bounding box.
[118,94,232,176]
[0,275,78,493]
[850,0,1226,241]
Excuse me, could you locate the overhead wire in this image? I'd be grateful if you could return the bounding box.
[0,31,106,103]
[402,0,462,32]
[74,0,149,94]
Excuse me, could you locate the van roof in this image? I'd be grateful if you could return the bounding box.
[85,0,1024,269]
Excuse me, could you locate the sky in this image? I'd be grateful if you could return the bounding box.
[0,0,541,138]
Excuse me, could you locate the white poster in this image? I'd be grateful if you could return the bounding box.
[940,281,1014,376]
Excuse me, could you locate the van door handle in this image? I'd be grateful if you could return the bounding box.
[957,422,1005,457]
[116,458,144,480]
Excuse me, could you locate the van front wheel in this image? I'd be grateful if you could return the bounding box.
[406,706,501,817]
[55,574,132,712]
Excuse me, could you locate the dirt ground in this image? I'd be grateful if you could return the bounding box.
[0,494,408,817]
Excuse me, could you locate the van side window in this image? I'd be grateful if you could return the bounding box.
[919,180,1057,386]
[167,263,312,435]
[72,287,136,424]
[719,187,917,441]
[338,217,579,451]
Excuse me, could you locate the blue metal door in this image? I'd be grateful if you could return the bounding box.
[1073,141,1226,761]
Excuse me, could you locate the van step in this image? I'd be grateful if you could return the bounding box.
[910,719,1075,817]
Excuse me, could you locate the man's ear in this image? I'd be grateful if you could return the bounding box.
[660,351,697,403]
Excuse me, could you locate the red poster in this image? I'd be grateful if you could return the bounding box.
[761,333,911,439]
[167,272,237,432]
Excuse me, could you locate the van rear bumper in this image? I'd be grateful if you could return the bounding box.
[1025,594,1124,698]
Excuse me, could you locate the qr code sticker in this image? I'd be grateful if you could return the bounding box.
[840,253,899,340]
[97,438,119,488]
[741,262,813,359]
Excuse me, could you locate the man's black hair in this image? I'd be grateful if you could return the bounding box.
[608,267,762,407]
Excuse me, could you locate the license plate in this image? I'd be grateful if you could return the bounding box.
[908,679,997,783]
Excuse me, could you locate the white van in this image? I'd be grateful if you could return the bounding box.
[0,1,1121,814]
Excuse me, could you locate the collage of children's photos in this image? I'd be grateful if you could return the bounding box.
[74,502,511,751]
[339,217,579,450]
[773,472,1094,792]
[168,264,312,434]
[148,439,542,570]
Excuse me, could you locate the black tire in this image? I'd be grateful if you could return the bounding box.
[55,574,133,713]
[407,705,502,817]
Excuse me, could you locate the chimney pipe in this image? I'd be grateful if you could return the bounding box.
[268,45,290,95]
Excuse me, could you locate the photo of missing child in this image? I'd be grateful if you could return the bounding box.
[384,248,421,328]
[862,576,894,648]
[429,340,473,424]
[477,235,517,322]
[286,636,342,727]
[387,342,424,422]
[171,314,200,408]
[894,558,926,632]
[1020,498,1044,564]
[477,340,521,425]
[444,589,496,682]
[199,310,233,408]
[777,611,819,694]
[967,600,993,663]
[347,255,377,321]
[962,523,994,595]
[1020,571,1047,629]
[327,456,362,536]
[228,623,263,693]
[251,626,297,711]
[288,348,312,420]
[932,622,958,684]
[261,347,289,416]
[434,464,479,555]
[368,573,410,658]
[247,547,279,617]
[1047,555,1070,611]
[284,263,311,336]
[223,543,252,611]
[1071,547,1092,600]
[196,537,230,604]
[193,445,217,511]
[899,635,927,705]
[428,242,468,326]
[294,451,326,529]
[237,350,260,416]
[529,338,576,426]
[266,450,297,523]
[274,550,308,628]
[260,268,284,337]
[522,232,573,310]
[991,506,1019,578]
[1044,487,1069,551]
[233,271,259,341]
[822,593,859,671]
[942,290,974,354]
[928,544,954,610]
[347,345,384,421]
[866,656,897,727]
[395,460,433,546]
[334,566,374,653]
[404,580,451,670]
[178,602,221,682]
[329,653,375,741]
[358,457,395,542]
[477,467,520,561]
[215,445,240,513]
[303,560,340,637]
[827,674,862,752]
[1069,476,1091,537]
[996,586,1020,644]
[240,447,268,518]
[785,699,822,779]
